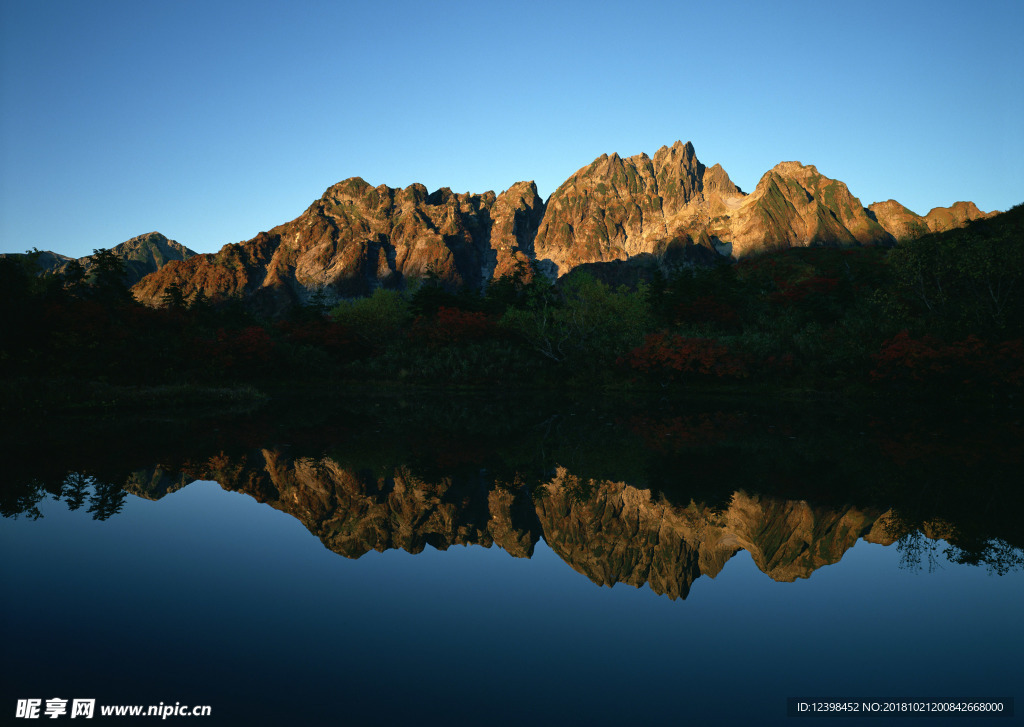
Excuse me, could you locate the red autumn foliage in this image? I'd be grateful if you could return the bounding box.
[871,330,1024,387]
[621,332,748,380]
[409,306,495,347]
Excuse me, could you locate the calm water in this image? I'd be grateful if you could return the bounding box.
[2,397,1021,726]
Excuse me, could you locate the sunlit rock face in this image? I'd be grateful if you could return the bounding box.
[723,161,895,257]
[921,200,995,233]
[533,141,731,276]
[132,179,545,316]
[868,199,995,240]
[167,452,892,600]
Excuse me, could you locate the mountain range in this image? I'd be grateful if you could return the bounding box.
[9,141,996,314]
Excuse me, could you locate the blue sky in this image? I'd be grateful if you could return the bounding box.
[2,0,1022,259]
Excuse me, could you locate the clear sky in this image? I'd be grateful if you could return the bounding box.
[2,0,1022,259]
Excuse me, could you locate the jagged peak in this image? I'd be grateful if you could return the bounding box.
[122,231,168,243]
[869,199,919,214]
[703,163,742,195]
[567,151,629,185]
[516,180,539,193]
[499,180,540,197]
[925,201,981,217]
[650,140,691,158]
[104,232,195,263]
[948,200,984,214]
[332,175,370,189]
[770,160,818,176]
[426,186,456,206]
[652,140,704,183]
[654,140,697,160]
[323,176,373,202]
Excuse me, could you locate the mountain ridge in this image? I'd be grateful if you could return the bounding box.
[12,141,996,315]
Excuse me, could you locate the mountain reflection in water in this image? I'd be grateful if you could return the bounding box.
[6,395,1022,598]
[143,464,903,600]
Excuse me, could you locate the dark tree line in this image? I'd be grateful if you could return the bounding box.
[2,204,1022,397]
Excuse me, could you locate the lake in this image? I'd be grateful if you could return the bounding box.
[2,394,1020,725]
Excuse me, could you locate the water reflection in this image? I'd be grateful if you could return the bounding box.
[181,456,900,600]
[7,447,1021,600]
[3,397,1021,726]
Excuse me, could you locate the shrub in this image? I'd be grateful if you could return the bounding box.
[621,332,747,381]
[410,307,496,347]
[500,274,651,369]
[330,288,410,344]
[871,330,1024,389]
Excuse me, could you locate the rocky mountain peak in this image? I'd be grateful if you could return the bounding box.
[326,176,373,202]
[113,232,194,267]
[654,139,696,159]
[652,140,700,171]
[723,161,893,257]
[923,200,994,233]
[703,163,742,195]
[763,161,822,184]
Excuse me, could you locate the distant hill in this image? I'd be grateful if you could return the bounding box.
[1,232,196,287]
[868,199,994,239]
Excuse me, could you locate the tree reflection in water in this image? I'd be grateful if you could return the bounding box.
[3,472,125,522]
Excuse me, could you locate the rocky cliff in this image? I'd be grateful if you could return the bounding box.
[721,161,895,257]
[532,141,736,276]
[132,179,544,314]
